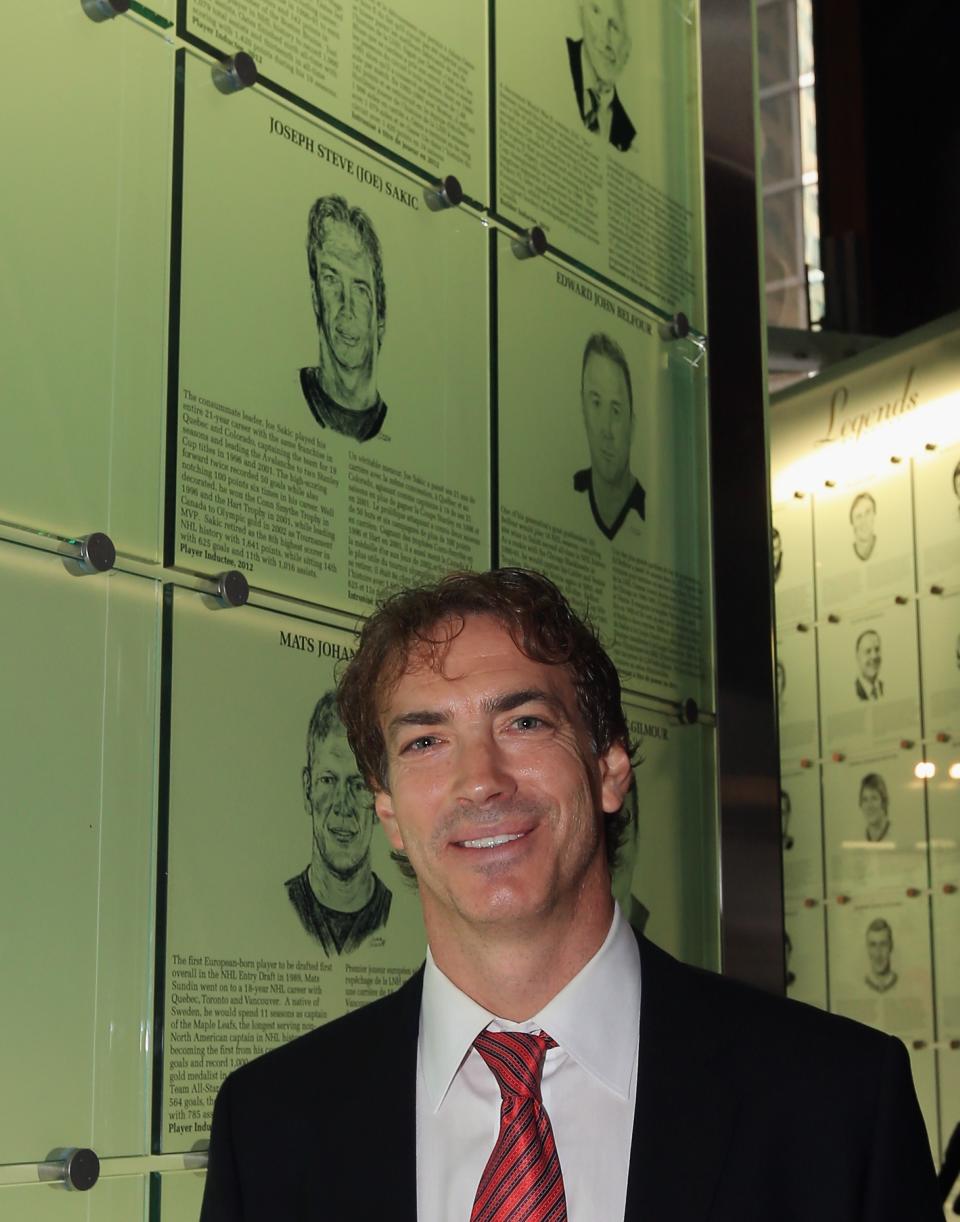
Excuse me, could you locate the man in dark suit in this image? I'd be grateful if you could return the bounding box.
[854,628,884,701]
[567,0,636,152]
[202,569,940,1221]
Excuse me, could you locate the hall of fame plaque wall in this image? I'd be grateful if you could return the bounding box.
[0,2,716,1216]
[771,313,960,1163]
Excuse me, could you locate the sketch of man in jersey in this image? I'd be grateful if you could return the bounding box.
[850,492,877,562]
[567,0,636,152]
[285,690,392,955]
[864,917,898,993]
[859,773,890,843]
[300,195,388,442]
[574,333,645,541]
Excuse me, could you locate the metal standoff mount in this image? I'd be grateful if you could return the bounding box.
[425,174,464,212]
[678,697,699,725]
[81,0,130,21]
[77,532,116,574]
[39,1148,100,1191]
[658,312,690,342]
[511,226,547,260]
[212,52,258,95]
[217,569,249,608]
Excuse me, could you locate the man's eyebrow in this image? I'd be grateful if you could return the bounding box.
[385,709,450,739]
[481,689,568,717]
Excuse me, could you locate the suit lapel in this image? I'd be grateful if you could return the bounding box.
[623,939,741,1222]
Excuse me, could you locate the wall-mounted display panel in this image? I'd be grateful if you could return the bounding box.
[780,765,823,900]
[0,1175,147,1222]
[180,0,486,201]
[771,497,815,627]
[817,602,921,754]
[159,588,426,1151]
[497,241,713,708]
[775,628,818,765]
[612,701,720,971]
[827,897,933,1044]
[919,591,960,737]
[152,1169,206,1222]
[0,9,171,562]
[0,541,159,1165]
[822,752,928,898]
[927,742,960,891]
[172,49,489,608]
[494,0,706,328]
[813,469,914,618]
[783,898,828,1010]
[913,439,960,591]
[931,889,960,1040]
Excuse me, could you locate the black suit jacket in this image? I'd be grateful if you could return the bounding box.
[200,935,940,1220]
[566,37,636,153]
[856,677,884,701]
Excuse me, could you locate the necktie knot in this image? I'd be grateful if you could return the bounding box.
[473,1030,556,1103]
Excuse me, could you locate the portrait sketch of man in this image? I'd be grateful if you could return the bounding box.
[573,332,646,540]
[772,527,782,583]
[864,917,898,993]
[299,195,388,442]
[850,492,877,562]
[567,0,636,152]
[859,773,890,843]
[854,629,883,702]
[285,690,392,955]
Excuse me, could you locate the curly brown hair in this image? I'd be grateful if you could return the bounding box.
[336,568,635,873]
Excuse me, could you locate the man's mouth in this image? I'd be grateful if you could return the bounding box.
[456,832,528,850]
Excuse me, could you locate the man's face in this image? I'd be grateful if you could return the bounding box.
[772,530,782,571]
[851,498,876,544]
[860,785,886,836]
[867,927,892,976]
[580,0,631,85]
[857,633,882,682]
[314,219,379,372]
[303,730,375,879]
[374,616,631,934]
[582,353,633,486]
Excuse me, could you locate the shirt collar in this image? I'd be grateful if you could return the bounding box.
[419,905,642,1112]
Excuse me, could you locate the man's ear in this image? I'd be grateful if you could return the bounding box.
[301,766,312,817]
[373,787,405,852]
[598,741,633,814]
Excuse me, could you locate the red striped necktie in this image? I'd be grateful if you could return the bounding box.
[471,1029,568,1222]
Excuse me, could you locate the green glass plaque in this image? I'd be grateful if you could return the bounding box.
[495,0,706,327]
[160,587,426,1151]
[0,1176,146,1222]
[0,541,159,1165]
[0,10,171,562]
[172,50,489,607]
[780,765,823,902]
[822,753,929,898]
[152,1169,206,1221]
[181,0,487,201]
[612,700,719,970]
[497,235,714,709]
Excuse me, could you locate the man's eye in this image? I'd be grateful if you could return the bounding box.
[403,735,439,754]
[319,772,337,785]
[512,715,546,731]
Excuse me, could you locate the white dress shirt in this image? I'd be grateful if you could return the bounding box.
[416,906,642,1221]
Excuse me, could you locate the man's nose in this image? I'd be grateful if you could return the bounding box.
[453,734,517,806]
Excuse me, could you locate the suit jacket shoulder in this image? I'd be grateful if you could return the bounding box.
[200,969,423,1222]
[630,937,941,1221]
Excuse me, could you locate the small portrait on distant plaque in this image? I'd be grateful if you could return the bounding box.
[285,690,393,955]
[864,917,898,993]
[781,788,794,851]
[859,772,890,843]
[953,458,960,508]
[849,491,877,562]
[771,526,782,583]
[566,0,636,152]
[854,628,883,702]
[299,195,389,442]
[573,332,646,540]
[784,931,796,987]
[776,658,787,707]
